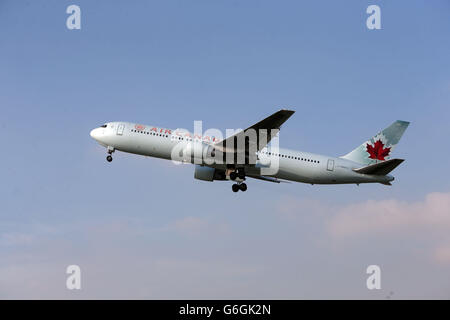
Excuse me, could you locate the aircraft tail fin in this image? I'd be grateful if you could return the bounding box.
[340,120,410,165]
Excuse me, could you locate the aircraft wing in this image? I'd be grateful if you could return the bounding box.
[214,109,295,152]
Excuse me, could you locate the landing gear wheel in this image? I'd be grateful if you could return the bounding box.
[240,183,247,192]
[232,184,239,192]
[238,170,245,179]
[106,146,115,162]
[230,172,237,181]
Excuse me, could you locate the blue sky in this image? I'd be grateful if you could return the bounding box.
[0,0,449,298]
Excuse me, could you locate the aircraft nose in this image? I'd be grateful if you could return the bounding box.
[90,128,101,139]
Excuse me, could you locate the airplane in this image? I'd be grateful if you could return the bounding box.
[90,109,409,192]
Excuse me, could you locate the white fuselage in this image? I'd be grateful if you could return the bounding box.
[90,122,394,185]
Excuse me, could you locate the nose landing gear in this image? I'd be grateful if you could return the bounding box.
[106,146,115,162]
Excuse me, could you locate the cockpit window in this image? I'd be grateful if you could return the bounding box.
[100,124,107,128]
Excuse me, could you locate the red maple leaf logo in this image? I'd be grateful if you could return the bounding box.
[366,140,391,160]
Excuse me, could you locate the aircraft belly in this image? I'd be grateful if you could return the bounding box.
[113,136,173,160]
[274,159,382,184]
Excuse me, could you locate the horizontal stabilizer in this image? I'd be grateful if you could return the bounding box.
[353,158,404,176]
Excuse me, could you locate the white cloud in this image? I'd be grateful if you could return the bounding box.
[2,192,450,299]
[167,216,229,236]
[276,192,450,266]
[327,192,450,237]
[0,233,34,246]
[434,245,450,264]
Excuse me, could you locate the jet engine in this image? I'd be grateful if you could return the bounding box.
[181,142,217,164]
[194,165,226,181]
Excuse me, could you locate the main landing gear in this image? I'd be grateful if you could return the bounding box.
[106,146,115,162]
[230,169,245,181]
[232,183,247,193]
[229,168,247,192]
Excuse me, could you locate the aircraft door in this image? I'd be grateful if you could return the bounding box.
[327,159,334,171]
[117,123,125,136]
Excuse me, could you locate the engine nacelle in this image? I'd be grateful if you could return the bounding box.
[181,142,216,164]
[194,165,216,181]
[194,165,226,181]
